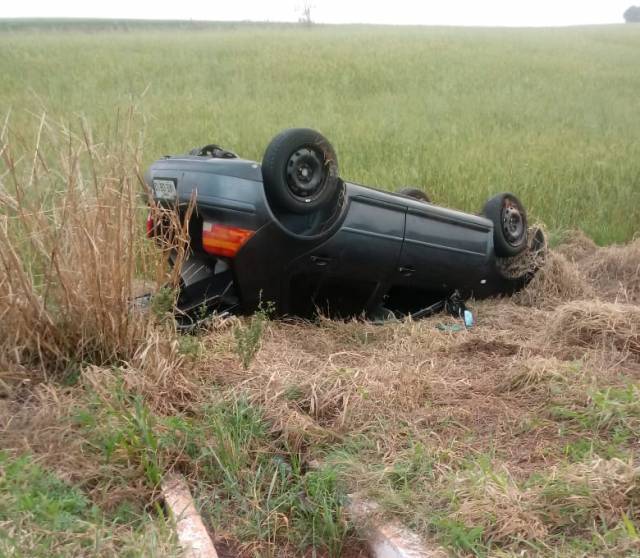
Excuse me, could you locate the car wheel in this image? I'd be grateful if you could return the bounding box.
[397,187,431,203]
[482,193,528,257]
[262,128,339,214]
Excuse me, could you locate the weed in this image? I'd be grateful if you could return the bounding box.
[552,383,640,444]
[177,334,202,359]
[284,384,305,401]
[588,385,640,433]
[386,442,435,491]
[160,399,351,555]
[0,451,96,530]
[0,112,189,371]
[234,301,274,369]
[0,451,179,556]
[293,467,349,557]
[150,286,177,322]
[434,518,485,556]
[75,390,161,486]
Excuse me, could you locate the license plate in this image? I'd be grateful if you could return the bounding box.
[152,179,177,200]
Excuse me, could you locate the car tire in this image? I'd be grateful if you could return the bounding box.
[397,187,431,203]
[482,193,528,257]
[262,128,339,214]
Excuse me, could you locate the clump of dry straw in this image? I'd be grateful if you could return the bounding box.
[0,111,186,371]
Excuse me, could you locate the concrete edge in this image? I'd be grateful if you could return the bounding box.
[347,494,447,558]
[161,474,219,558]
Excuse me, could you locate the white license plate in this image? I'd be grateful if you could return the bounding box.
[152,179,177,200]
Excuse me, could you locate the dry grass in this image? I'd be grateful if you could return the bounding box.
[0,114,200,555]
[0,111,189,372]
[195,231,640,461]
[584,239,640,304]
[450,456,640,549]
[495,224,548,281]
[511,251,594,308]
[452,465,548,542]
[539,457,640,530]
[548,300,640,360]
[554,229,599,262]
[556,230,640,303]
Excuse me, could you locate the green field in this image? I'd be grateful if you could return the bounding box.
[1,22,639,243]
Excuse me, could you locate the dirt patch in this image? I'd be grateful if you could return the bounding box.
[456,338,521,357]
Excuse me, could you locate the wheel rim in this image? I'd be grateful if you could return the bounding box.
[285,147,326,199]
[501,199,525,246]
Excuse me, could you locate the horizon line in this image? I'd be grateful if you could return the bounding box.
[0,16,629,29]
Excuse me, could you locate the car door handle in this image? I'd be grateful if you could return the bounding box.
[310,255,332,267]
[398,265,416,277]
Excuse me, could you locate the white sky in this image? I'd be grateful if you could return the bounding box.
[0,0,633,27]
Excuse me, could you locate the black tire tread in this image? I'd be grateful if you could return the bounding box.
[262,128,338,214]
[482,192,528,257]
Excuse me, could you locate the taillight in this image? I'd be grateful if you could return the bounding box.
[202,222,254,258]
[146,211,154,237]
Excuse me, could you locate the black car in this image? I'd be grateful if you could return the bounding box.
[144,128,544,324]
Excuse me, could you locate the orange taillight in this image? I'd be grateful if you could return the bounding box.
[202,222,254,258]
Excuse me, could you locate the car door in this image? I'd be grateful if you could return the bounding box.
[285,190,406,317]
[393,202,493,297]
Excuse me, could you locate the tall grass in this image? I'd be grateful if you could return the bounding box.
[1,24,639,243]
[0,110,187,371]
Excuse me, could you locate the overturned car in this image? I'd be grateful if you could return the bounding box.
[144,129,545,325]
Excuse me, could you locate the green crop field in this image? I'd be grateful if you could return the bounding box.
[1,22,639,244]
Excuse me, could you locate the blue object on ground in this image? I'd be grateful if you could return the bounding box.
[463,309,474,328]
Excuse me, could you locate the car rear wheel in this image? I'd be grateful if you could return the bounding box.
[262,128,339,214]
[396,187,431,203]
[482,193,528,257]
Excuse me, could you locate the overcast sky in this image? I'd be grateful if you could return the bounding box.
[0,0,633,27]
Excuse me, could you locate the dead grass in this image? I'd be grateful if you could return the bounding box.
[449,456,640,550]
[548,300,640,360]
[0,111,189,372]
[554,229,599,262]
[0,112,202,555]
[538,457,640,531]
[556,230,640,303]
[584,238,640,304]
[452,465,548,542]
[495,224,548,281]
[512,251,594,308]
[495,355,570,394]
